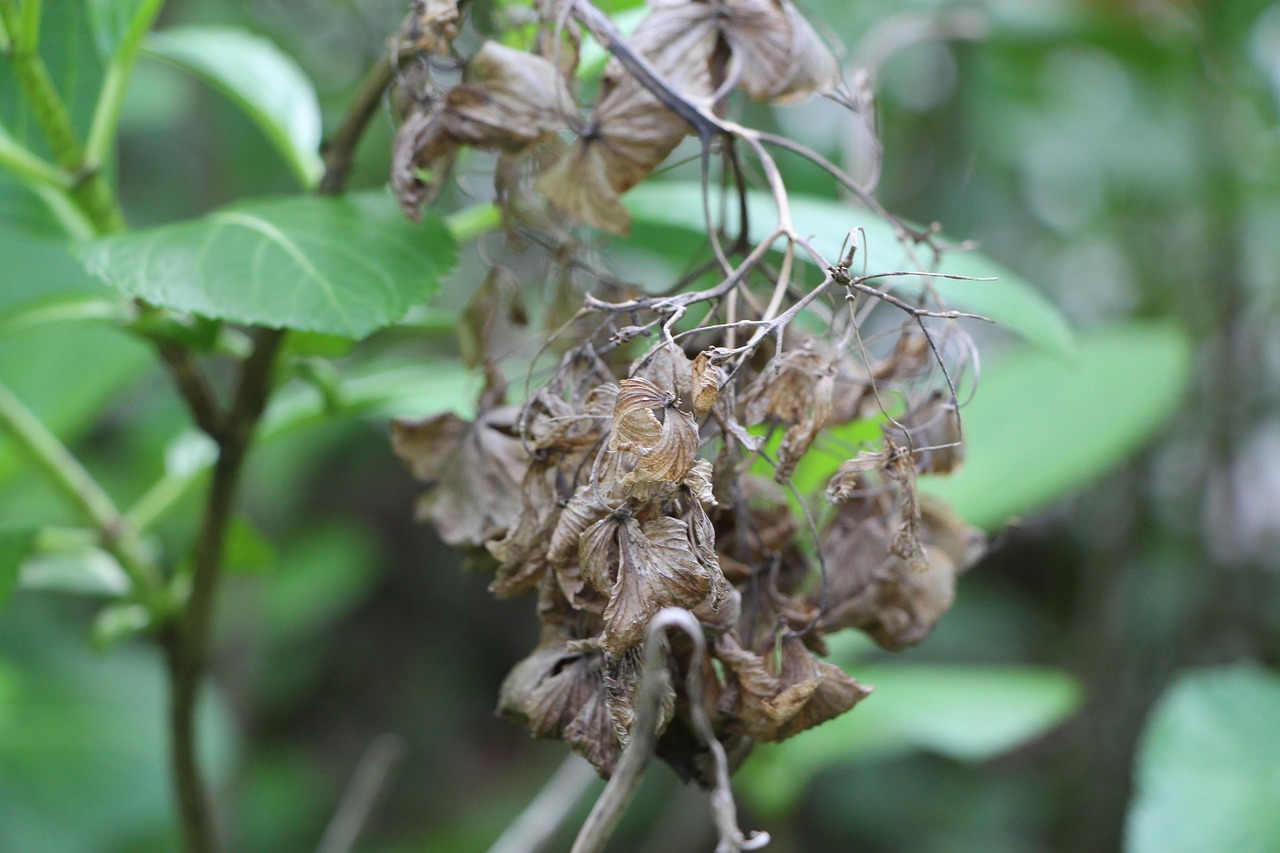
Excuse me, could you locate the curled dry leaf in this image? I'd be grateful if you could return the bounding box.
[709,0,840,103]
[391,407,528,548]
[819,492,986,650]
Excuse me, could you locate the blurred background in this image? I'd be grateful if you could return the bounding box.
[2,0,1279,851]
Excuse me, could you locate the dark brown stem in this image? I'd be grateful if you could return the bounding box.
[163,327,284,853]
[319,46,416,195]
[162,36,405,849]
[157,342,224,438]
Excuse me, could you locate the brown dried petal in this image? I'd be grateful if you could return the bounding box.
[392,408,528,547]
[776,367,834,481]
[444,41,576,150]
[766,635,872,741]
[497,642,621,776]
[406,0,460,53]
[602,516,713,656]
[825,451,887,505]
[820,493,986,649]
[683,458,717,507]
[691,350,726,418]
[742,347,826,426]
[603,647,676,748]
[611,377,700,489]
[537,6,716,233]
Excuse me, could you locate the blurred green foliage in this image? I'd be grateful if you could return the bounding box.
[1,0,1278,851]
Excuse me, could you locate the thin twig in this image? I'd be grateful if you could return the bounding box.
[319,45,417,195]
[571,609,765,853]
[317,734,406,853]
[488,756,600,853]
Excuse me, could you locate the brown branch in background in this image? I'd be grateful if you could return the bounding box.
[320,45,418,195]
[156,342,224,438]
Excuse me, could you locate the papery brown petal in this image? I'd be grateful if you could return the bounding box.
[611,378,700,490]
[391,411,469,482]
[393,408,529,548]
[819,492,986,650]
[766,2,842,103]
[537,4,716,232]
[683,458,717,508]
[691,350,726,418]
[825,451,886,505]
[580,515,621,596]
[765,635,872,741]
[391,106,455,218]
[884,392,965,475]
[603,647,676,748]
[549,486,612,602]
[450,42,576,146]
[601,517,712,656]
[776,367,834,481]
[461,266,525,369]
[742,347,825,426]
[497,642,622,776]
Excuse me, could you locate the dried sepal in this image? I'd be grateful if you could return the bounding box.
[714,0,840,103]
[497,640,621,776]
[391,407,528,547]
[820,493,986,650]
[395,41,576,217]
[610,377,700,493]
[581,515,716,656]
[691,349,726,418]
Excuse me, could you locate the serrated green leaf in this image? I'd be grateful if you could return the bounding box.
[1126,664,1280,853]
[144,26,323,186]
[79,192,458,338]
[921,321,1192,530]
[625,182,1074,355]
[737,664,1082,817]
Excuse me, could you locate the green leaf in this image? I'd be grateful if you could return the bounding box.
[1126,664,1280,853]
[0,527,37,607]
[737,664,1082,817]
[625,182,1074,356]
[17,549,130,597]
[922,321,1193,530]
[144,26,323,187]
[0,602,236,851]
[80,192,458,339]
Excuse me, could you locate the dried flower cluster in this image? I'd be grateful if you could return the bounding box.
[391,0,987,802]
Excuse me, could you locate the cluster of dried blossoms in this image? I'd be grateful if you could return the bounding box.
[390,0,987,795]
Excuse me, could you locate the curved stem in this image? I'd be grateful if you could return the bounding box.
[0,378,163,606]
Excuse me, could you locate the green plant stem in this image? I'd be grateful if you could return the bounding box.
[0,122,70,188]
[0,0,125,232]
[86,0,166,169]
[0,378,162,605]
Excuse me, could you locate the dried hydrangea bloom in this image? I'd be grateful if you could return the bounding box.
[393,41,576,216]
